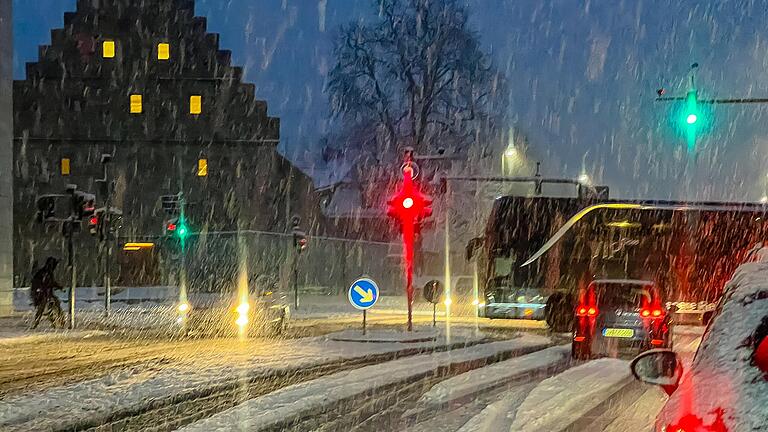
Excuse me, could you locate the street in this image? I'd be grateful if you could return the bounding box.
[0,310,701,431]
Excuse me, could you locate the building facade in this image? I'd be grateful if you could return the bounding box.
[0,0,13,313]
[13,0,321,288]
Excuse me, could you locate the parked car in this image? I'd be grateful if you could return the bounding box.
[572,279,674,359]
[630,260,768,432]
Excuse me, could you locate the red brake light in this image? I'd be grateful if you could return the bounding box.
[652,309,663,317]
[756,336,768,375]
[577,307,587,316]
[641,309,651,317]
[574,336,586,342]
[651,339,665,346]
[587,307,597,316]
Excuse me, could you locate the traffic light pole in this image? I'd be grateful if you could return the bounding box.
[100,155,113,317]
[61,215,77,330]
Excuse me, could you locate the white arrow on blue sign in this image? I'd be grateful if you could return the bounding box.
[348,277,380,310]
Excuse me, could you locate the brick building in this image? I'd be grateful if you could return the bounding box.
[13,0,322,287]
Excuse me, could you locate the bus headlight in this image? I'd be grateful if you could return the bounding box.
[177,302,190,314]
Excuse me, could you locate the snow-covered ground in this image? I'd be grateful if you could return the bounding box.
[177,335,552,432]
[0,328,533,431]
[414,345,571,409]
[508,358,632,431]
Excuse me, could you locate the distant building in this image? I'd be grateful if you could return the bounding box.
[13,0,322,287]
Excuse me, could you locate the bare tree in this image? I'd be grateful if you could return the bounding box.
[328,0,507,158]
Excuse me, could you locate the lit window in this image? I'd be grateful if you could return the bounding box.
[197,159,208,177]
[190,95,202,115]
[130,94,142,113]
[61,158,70,176]
[102,40,115,58]
[158,43,170,60]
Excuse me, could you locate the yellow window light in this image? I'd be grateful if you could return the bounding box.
[61,158,70,176]
[103,40,115,58]
[190,95,202,114]
[197,158,208,177]
[157,43,170,60]
[123,242,154,251]
[130,94,142,114]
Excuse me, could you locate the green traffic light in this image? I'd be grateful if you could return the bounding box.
[176,214,189,240]
[686,113,698,124]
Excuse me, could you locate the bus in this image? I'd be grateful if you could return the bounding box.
[476,196,768,329]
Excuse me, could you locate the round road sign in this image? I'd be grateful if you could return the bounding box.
[423,280,443,304]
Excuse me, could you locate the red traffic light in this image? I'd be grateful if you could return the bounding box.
[166,222,177,232]
[387,170,432,225]
[89,216,99,226]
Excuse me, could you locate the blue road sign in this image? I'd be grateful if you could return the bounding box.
[348,277,380,310]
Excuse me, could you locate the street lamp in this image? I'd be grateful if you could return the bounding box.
[578,173,591,184]
[502,146,518,175]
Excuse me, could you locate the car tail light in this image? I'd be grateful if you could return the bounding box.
[651,339,664,346]
[574,336,586,342]
[756,336,768,375]
[576,306,597,317]
[640,308,663,318]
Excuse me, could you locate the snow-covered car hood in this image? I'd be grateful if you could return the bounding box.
[656,259,768,431]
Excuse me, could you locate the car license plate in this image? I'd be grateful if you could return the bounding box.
[603,328,634,338]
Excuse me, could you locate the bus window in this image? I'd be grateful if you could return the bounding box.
[494,256,513,277]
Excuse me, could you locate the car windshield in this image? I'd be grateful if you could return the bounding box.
[4,1,767,431]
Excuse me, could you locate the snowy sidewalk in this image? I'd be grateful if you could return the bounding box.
[177,335,553,432]
[0,329,526,431]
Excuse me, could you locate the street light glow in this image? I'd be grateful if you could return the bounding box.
[578,173,590,184]
[504,147,517,158]
[177,302,190,313]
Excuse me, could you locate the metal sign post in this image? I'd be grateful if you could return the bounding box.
[423,280,443,327]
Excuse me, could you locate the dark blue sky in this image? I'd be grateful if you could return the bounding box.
[13,0,768,200]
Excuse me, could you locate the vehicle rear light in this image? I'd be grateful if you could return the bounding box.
[756,336,768,375]
[640,309,650,317]
[652,309,663,317]
[587,307,597,316]
[577,307,588,316]
[651,339,664,346]
[574,336,586,342]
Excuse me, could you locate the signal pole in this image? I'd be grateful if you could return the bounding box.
[387,149,433,331]
[97,154,113,316]
[65,184,79,329]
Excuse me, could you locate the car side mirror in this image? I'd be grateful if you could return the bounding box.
[630,349,683,396]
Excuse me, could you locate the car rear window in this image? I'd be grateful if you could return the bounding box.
[595,284,652,308]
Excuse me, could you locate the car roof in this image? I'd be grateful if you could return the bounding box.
[590,279,654,286]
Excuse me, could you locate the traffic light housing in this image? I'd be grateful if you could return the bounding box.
[291,216,308,254]
[88,214,100,235]
[72,191,96,219]
[35,195,57,223]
